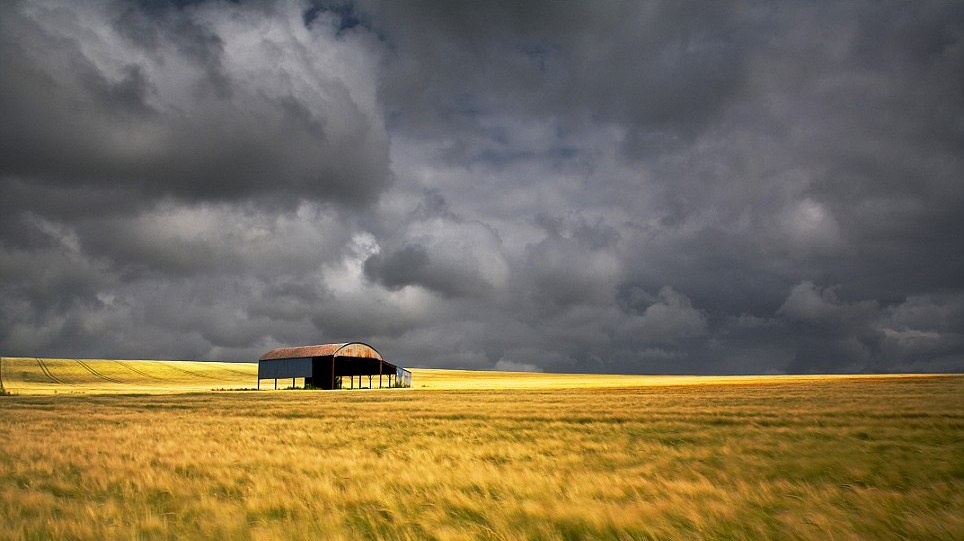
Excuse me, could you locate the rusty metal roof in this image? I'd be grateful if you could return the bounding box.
[259,342,384,361]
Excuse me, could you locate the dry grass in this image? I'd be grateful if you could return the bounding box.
[0,357,962,540]
[0,357,258,395]
[1,357,923,394]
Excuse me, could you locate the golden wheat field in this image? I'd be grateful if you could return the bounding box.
[1,357,962,540]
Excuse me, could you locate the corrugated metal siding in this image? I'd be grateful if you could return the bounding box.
[334,343,382,359]
[257,357,312,379]
[397,368,412,387]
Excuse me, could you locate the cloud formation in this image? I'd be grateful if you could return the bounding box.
[1,1,389,206]
[1,0,962,374]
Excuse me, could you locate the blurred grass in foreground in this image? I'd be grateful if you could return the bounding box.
[0,357,961,539]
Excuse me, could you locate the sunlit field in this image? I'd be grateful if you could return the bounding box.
[1,358,962,540]
[0,357,258,394]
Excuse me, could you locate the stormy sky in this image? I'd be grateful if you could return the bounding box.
[2,1,962,374]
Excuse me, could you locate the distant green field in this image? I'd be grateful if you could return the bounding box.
[1,358,962,540]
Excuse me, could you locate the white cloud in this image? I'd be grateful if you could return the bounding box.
[782,199,843,251]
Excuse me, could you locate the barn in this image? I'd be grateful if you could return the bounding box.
[257,342,411,390]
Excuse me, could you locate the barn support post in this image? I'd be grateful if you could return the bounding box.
[292,377,295,389]
[257,378,260,390]
[379,362,383,388]
[369,375,373,388]
[274,378,277,390]
[331,358,335,390]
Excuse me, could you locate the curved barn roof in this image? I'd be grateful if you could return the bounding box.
[259,342,383,361]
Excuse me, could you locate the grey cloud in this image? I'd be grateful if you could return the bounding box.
[494,358,543,373]
[621,287,708,344]
[363,244,429,290]
[1,1,962,374]
[777,282,878,324]
[115,3,232,97]
[357,243,481,298]
[535,212,621,250]
[522,235,623,309]
[359,189,510,300]
[0,1,390,209]
[248,282,329,324]
[774,282,964,373]
[366,1,749,149]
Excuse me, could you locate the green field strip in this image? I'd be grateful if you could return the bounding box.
[115,360,169,381]
[73,359,125,384]
[35,358,66,384]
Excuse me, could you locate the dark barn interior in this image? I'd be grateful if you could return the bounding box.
[257,342,411,390]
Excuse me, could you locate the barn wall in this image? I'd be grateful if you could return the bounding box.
[258,357,312,380]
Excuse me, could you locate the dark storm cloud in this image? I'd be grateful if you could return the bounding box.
[1,0,962,373]
[363,244,430,290]
[0,0,391,359]
[0,0,389,207]
[363,192,507,299]
[364,1,750,144]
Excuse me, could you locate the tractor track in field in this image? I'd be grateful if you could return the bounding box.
[162,363,227,380]
[115,360,167,381]
[36,358,66,384]
[74,359,124,384]
[219,365,256,377]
